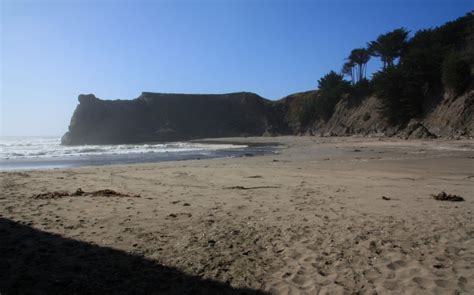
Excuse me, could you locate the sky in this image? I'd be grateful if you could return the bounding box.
[1,0,472,136]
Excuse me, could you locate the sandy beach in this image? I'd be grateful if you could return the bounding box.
[1,136,473,294]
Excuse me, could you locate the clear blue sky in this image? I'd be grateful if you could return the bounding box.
[1,0,471,136]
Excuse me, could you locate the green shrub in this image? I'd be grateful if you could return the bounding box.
[350,79,372,98]
[297,98,317,125]
[372,66,408,124]
[442,51,471,95]
[315,71,350,121]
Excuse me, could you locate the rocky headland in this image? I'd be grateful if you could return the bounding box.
[61,89,473,145]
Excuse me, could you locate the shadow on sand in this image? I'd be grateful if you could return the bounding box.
[0,218,266,294]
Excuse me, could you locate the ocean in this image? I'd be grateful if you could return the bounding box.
[0,136,274,170]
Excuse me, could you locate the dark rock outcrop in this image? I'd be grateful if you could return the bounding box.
[62,89,473,145]
[62,92,288,145]
[400,120,437,140]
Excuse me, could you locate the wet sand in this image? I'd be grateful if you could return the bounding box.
[1,136,473,294]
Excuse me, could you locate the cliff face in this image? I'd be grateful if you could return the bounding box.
[423,90,474,137]
[62,89,473,145]
[312,95,393,136]
[275,90,473,138]
[61,92,287,145]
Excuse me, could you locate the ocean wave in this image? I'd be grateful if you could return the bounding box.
[76,148,107,153]
[0,137,247,160]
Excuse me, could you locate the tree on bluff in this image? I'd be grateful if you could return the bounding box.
[341,61,355,85]
[346,48,370,84]
[368,28,409,69]
[442,50,471,95]
[314,71,350,121]
[372,65,407,124]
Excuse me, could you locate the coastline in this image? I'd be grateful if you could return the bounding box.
[0,140,279,171]
[1,136,473,294]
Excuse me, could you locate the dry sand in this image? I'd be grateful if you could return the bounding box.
[1,136,473,294]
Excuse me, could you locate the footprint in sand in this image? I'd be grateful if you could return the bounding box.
[386,260,407,271]
[412,276,430,289]
[434,279,452,288]
[382,280,400,290]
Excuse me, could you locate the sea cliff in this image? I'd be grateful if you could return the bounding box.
[61,92,288,145]
[62,89,473,145]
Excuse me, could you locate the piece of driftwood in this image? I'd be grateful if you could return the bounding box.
[431,192,464,202]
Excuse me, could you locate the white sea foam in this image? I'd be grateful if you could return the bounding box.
[0,136,248,160]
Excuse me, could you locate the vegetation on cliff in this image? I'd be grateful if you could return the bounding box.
[287,12,473,132]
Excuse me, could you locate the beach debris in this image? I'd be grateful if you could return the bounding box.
[431,192,464,202]
[10,172,30,178]
[75,188,85,195]
[32,188,140,199]
[88,189,140,198]
[167,212,192,219]
[225,185,280,190]
[32,191,70,199]
[231,229,240,235]
[207,239,216,246]
[382,196,391,201]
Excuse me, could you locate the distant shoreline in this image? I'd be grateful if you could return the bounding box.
[0,138,279,171]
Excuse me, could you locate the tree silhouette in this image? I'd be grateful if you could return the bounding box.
[372,65,407,124]
[315,71,351,121]
[442,50,471,95]
[347,48,370,83]
[318,71,350,92]
[341,61,355,84]
[368,28,409,68]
